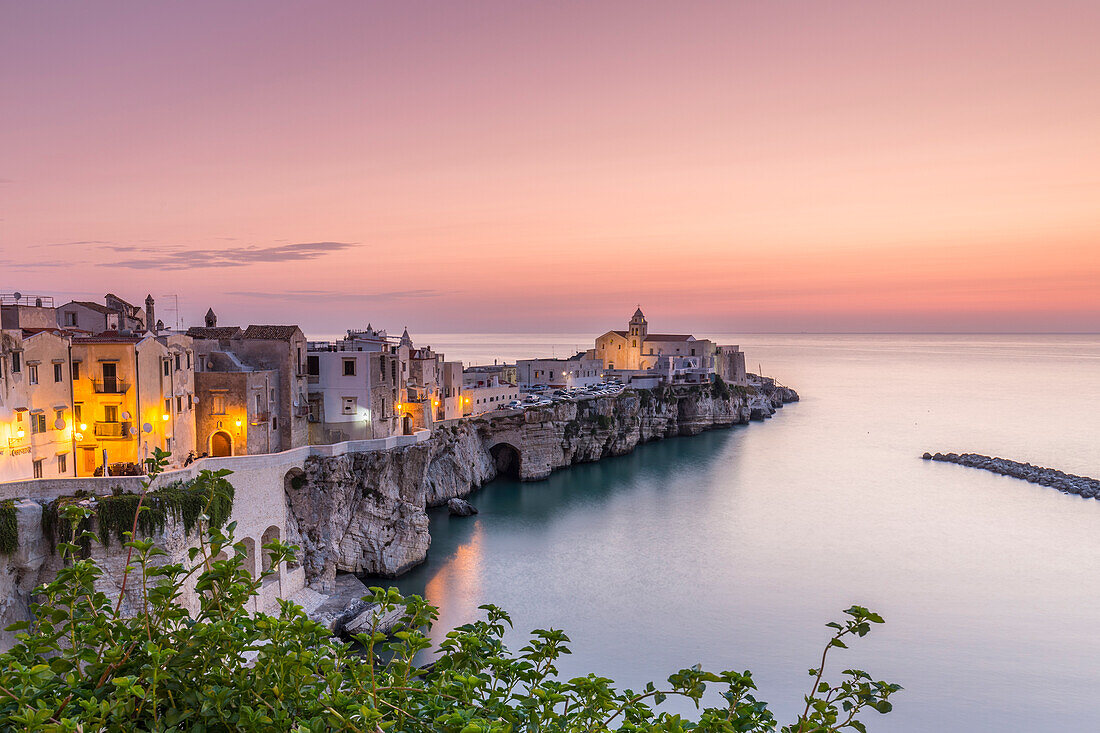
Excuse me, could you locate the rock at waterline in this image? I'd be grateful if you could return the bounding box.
[447,498,478,516]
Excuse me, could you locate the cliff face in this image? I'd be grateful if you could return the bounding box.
[288,383,798,581]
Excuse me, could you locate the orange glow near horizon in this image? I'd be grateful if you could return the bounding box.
[2,1,1098,333]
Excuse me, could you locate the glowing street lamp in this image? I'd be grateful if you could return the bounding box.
[162,413,170,422]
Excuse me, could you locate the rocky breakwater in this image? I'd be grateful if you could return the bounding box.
[288,380,799,584]
[924,452,1100,498]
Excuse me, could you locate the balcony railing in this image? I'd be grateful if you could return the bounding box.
[95,421,132,438]
[92,378,131,394]
[251,411,271,424]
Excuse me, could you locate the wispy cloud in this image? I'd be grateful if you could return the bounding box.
[225,288,446,302]
[46,240,116,247]
[109,241,357,270]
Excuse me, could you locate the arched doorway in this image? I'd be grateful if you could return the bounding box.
[489,442,521,479]
[210,430,232,457]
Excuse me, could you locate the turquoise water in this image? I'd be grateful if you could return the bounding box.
[385,335,1100,731]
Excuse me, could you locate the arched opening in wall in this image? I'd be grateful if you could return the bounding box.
[402,414,413,435]
[281,468,304,571]
[261,525,280,578]
[489,443,521,479]
[238,537,256,578]
[284,467,305,492]
[210,430,232,457]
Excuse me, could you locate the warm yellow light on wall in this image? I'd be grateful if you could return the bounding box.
[162,413,170,422]
[235,419,243,428]
[79,423,87,431]
[16,428,25,438]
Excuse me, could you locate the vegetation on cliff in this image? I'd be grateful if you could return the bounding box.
[40,471,234,553]
[0,451,898,731]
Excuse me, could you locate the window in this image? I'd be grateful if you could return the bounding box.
[54,409,64,425]
[104,405,118,422]
[65,312,77,326]
[187,394,193,409]
[11,352,21,373]
[270,388,276,402]
[255,394,262,412]
[29,365,38,384]
[271,416,278,430]
[343,359,356,376]
[164,398,171,415]
[33,460,43,479]
[341,397,357,415]
[71,361,81,380]
[57,454,67,474]
[391,361,397,382]
[53,363,63,382]
[74,404,83,422]
[174,354,181,371]
[176,396,183,412]
[213,394,227,415]
[307,355,319,376]
[186,351,192,368]
[32,413,47,434]
[632,340,637,347]
[690,348,696,356]
[162,360,170,377]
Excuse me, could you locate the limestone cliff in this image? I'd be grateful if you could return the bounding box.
[287,382,798,582]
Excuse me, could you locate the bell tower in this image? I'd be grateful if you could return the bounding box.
[628,306,647,341]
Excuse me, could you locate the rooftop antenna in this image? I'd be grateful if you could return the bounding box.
[160,293,181,330]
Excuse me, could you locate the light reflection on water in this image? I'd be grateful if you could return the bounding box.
[379,335,1100,732]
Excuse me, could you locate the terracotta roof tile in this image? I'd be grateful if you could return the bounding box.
[186,326,243,339]
[242,325,301,340]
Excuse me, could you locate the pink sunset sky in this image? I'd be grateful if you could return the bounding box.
[1,1,1098,334]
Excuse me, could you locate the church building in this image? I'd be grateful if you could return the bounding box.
[592,308,715,372]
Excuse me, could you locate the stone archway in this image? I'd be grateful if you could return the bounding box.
[489,442,521,479]
[210,430,232,457]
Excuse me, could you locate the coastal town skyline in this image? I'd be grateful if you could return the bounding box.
[3,1,1099,334]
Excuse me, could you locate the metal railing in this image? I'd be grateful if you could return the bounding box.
[92,378,131,394]
[94,421,132,438]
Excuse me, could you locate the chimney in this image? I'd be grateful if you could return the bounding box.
[145,294,155,333]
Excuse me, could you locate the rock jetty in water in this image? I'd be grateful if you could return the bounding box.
[924,452,1100,498]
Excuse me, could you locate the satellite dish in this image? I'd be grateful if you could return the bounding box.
[129,426,138,435]
[121,411,131,420]
[54,418,66,430]
[142,423,153,433]
[13,291,21,300]
[192,397,199,404]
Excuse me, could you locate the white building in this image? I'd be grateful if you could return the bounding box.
[461,369,519,414]
[306,328,402,442]
[1,326,77,483]
[516,354,603,389]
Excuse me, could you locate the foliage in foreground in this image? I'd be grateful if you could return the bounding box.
[0,450,900,731]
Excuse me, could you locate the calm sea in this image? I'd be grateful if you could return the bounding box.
[379,334,1100,732]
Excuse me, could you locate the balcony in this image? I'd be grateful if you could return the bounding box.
[92,378,131,394]
[95,421,133,439]
[294,404,310,417]
[251,411,271,424]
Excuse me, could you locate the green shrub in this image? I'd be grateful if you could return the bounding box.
[0,500,16,555]
[0,450,900,731]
